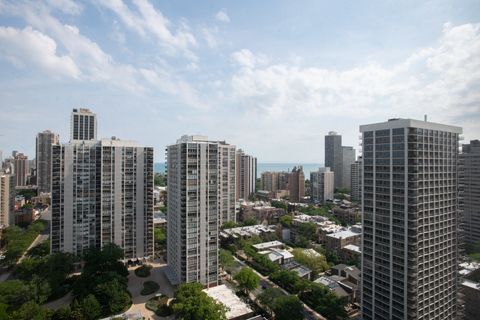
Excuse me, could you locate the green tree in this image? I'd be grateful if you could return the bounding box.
[52,306,72,320]
[93,279,131,315]
[0,280,34,312]
[300,283,347,320]
[271,295,303,320]
[291,248,329,277]
[234,267,259,294]
[242,217,258,226]
[256,288,284,316]
[270,270,308,294]
[219,249,234,270]
[79,294,102,320]
[173,283,227,320]
[29,275,51,304]
[221,221,239,229]
[10,301,51,320]
[279,215,293,228]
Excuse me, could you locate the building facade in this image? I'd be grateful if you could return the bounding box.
[351,157,362,202]
[341,146,356,190]
[288,166,305,202]
[36,130,60,193]
[261,171,289,192]
[51,139,153,259]
[460,140,480,245]
[0,173,16,228]
[310,167,334,204]
[325,131,343,189]
[13,153,29,187]
[360,118,462,320]
[70,108,97,142]
[166,135,236,287]
[235,149,257,201]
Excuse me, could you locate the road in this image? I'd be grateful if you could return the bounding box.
[233,256,326,320]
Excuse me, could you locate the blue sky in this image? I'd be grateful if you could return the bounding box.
[0,0,479,162]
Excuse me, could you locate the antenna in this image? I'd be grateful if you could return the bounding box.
[424,115,427,122]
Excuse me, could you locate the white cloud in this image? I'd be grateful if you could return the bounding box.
[47,0,83,15]
[202,26,218,48]
[215,9,230,23]
[0,26,80,79]
[230,23,480,127]
[231,49,268,69]
[97,0,197,59]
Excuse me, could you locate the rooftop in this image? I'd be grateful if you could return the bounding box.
[204,284,254,319]
[327,229,360,239]
[252,240,283,250]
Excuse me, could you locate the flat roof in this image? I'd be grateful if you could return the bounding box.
[327,230,360,239]
[343,244,361,253]
[461,280,480,291]
[360,118,462,134]
[204,284,254,319]
[252,240,283,250]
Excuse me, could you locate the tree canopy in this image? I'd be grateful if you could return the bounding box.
[234,267,259,294]
[291,248,329,277]
[271,295,303,320]
[172,283,227,320]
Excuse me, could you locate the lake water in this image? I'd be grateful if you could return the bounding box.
[155,163,323,178]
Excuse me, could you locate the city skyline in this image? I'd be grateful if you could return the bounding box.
[0,0,479,162]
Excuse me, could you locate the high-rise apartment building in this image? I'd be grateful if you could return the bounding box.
[36,130,59,193]
[0,173,15,227]
[360,118,462,320]
[288,166,305,202]
[310,167,334,204]
[166,135,236,287]
[51,138,154,259]
[460,140,480,245]
[325,131,343,189]
[13,153,29,187]
[261,171,289,192]
[235,149,257,201]
[70,108,97,142]
[342,146,356,190]
[351,157,362,202]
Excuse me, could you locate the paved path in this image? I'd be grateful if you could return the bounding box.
[125,261,175,320]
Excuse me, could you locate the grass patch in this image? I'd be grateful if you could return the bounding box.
[134,264,152,278]
[1,220,47,266]
[141,281,159,295]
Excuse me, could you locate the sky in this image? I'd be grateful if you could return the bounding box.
[0,0,479,163]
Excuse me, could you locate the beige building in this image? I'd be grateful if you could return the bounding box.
[310,167,334,204]
[13,153,28,187]
[0,173,16,228]
[36,130,60,193]
[235,149,257,201]
[261,171,289,192]
[288,166,305,202]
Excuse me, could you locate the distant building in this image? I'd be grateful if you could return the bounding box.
[36,130,59,193]
[13,153,29,187]
[360,118,462,320]
[325,131,343,189]
[51,138,154,260]
[235,149,257,201]
[166,135,236,287]
[325,229,361,253]
[70,108,97,142]
[350,157,362,202]
[461,140,480,245]
[288,166,305,202]
[0,173,16,227]
[310,167,334,204]
[261,171,289,192]
[341,146,355,190]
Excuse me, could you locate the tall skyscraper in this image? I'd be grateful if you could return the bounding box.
[51,139,153,259]
[351,157,362,202]
[310,167,334,204]
[13,153,29,187]
[341,146,356,190]
[325,131,343,189]
[166,135,236,287]
[70,108,97,142]
[0,173,15,227]
[36,130,60,193]
[460,140,480,245]
[288,166,305,202]
[360,118,462,320]
[235,149,257,201]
